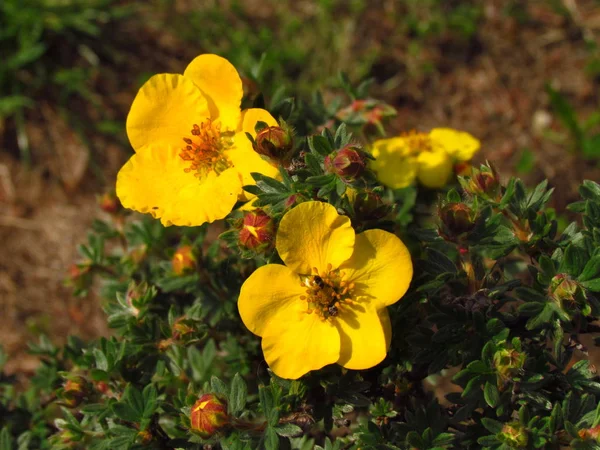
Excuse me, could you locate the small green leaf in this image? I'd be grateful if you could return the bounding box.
[484,381,500,407]
[229,373,247,415]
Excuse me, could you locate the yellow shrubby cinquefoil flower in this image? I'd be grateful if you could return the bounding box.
[238,201,413,379]
[370,128,480,189]
[116,54,278,226]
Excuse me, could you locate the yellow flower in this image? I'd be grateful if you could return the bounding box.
[116,54,279,226]
[370,128,480,189]
[238,201,413,379]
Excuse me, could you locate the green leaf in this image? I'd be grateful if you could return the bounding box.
[484,381,500,407]
[579,256,600,282]
[481,417,503,434]
[274,423,302,437]
[581,278,600,292]
[210,376,228,397]
[264,426,279,450]
[559,244,587,277]
[0,427,13,450]
[308,135,332,156]
[229,373,247,415]
[112,403,139,422]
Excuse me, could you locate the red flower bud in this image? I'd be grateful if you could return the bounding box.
[439,203,476,238]
[324,146,366,181]
[190,394,229,438]
[253,126,293,163]
[172,245,197,275]
[97,191,121,214]
[61,376,88,408]
[239,210,274,251]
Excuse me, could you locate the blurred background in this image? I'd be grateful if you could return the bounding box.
[1,0,600,376]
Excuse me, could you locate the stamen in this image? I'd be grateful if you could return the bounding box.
[179,119,232,177]
[401,130,432,155]
[300,267,355,321]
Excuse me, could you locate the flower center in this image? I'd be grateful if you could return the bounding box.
[300,264,355,321]
[401,130,432,155]
[180,119,233,177]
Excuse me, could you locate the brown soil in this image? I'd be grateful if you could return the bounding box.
[2,0,600,377]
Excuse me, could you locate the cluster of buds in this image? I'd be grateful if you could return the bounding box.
[438,202,477,244]
[238,209,275,253]
[59,375,89,408]
[499,422,529,448]
[548,274,588,316]
[190,394,229,439]
[172,245,197,275]
[335,99,396,135]
[493,346,526,381]
[324,145,367,182]
[460,164,502,201]
[252,121,294,166]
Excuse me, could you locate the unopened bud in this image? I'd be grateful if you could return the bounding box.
[349,188,391,222]
[466,166,501,200]
[172,245,197,275]
[493,348,526,379]
[137,429,153,445]
[439,203,475,237]
[579,424,600,441]
[61,376,88,408]
[499,422,528,448]
[97,191,121,214]
[254,126,293,164]
[239,210,274,251]
[324,146,366,181]
[190,394,229,438]
[549,274,586,313]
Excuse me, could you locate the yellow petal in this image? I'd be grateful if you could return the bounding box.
[226,131,279,189]
[238,264,305,337]
[240,108,278,135]
[340,229,412,307]
[336,303,391,370]
[116,144,241,227]
[183,54,243,131]
[370,138,419,189]
[126,74,209,152]
[166,168,242,226]
[277,202,355,275]
[261,301,340,379]
[429,128,481,162]
[417,149,453,188]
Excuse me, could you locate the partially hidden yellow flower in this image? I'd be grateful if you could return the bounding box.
[370,128,480,189]
[116,54,279,226]
[238,201,413,379]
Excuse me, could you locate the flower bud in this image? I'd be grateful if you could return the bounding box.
[465,165,501,200]
[499,422,528,448]
[137,429,153,445]
[324,146,366,181]
[190,394,229,438]
[439,203,475,239]
[239,210,274,251]
[97,191,121,214]
[493,348,526,379]
[253,126,293,164]
[579,424,600,441]
[349,188,391,222]
[61,376,88,408]
[549,274,586,314]
[172,245,197,275]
